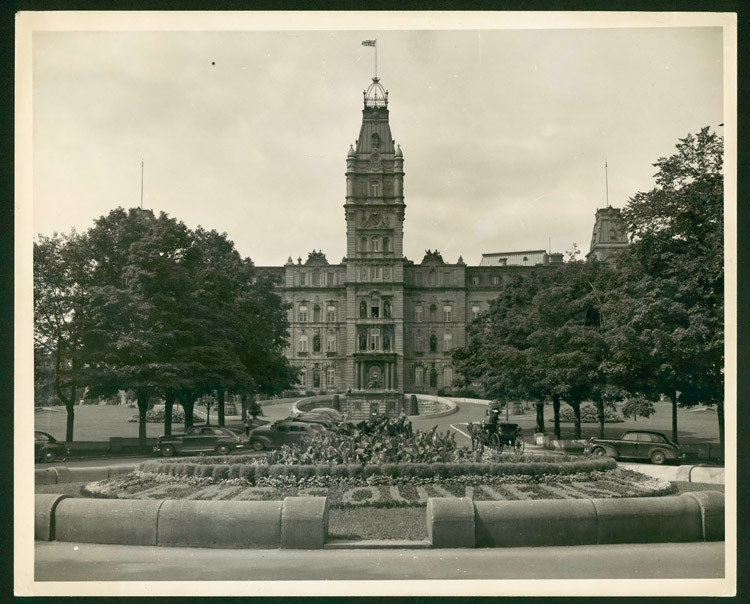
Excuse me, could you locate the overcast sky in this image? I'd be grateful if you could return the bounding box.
[31,22,724,266]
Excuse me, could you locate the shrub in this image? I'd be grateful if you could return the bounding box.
[557,404,624,423]
[212,466,230,481]
[239,465,256,484]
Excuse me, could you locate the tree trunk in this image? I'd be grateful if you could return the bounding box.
[182,398,195,429]
[137,389,149,449]
[597,400,605,438]
[164,387,175,436]
[535,402,545,433]
[54,345,76,442]
[572,402,582,440]
[717,399,724,458]
[552,395,561,439]
[669,388,679,444]
[217,387,225,427]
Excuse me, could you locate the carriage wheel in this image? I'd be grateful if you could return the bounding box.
[489,433,501,450]
[514,439,525,454]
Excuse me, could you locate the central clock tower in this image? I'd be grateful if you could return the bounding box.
[344,77,405,392]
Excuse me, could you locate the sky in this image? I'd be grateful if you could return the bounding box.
[31,20,725,267]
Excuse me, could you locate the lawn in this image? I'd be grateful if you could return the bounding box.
[33,399,299,442]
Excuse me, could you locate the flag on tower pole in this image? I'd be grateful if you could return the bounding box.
[361,39,376,47]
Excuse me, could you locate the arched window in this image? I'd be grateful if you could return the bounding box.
[313,304,321,322]
[383,334,391,351]
[415,330,423,351]
[429,333,437,353]
[313,370,321,388]
[428,270,436,286]
[371,238,380,252]
[312,334,321,353]
[429,368,438,388]
[443,305,452,322]
[359,332,367,351]
[299,334,308,352]
[429,304,437,322]
[298,367,307,385]
[312,270,320,286]
[383,237,390,252]
[326,368,335,387]
[414,366,424,387]
[360,299,367,318]
[371,133,380,148]
[443,366,453,388]
[360,236,368,252]
[383,300,392,318]
[414,306,423,322]
[370,182,380,197]
[326,333,336,352]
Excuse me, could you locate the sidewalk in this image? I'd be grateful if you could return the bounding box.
[33,540,725,584]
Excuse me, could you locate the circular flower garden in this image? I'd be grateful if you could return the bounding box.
[83,420,674,507]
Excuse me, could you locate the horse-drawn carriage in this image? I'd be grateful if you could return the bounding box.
[468,420,525,454]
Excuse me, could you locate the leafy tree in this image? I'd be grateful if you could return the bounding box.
[34,232,87,440]
[605,127,724,446]
[76,208,195,447]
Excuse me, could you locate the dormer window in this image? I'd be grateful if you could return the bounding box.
[371,133,380,148]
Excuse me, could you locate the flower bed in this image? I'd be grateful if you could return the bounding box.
[81,467,673,507]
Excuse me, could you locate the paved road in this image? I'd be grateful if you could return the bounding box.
[34,541,725,582]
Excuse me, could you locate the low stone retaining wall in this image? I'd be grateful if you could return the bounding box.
[426,493,724,548]
[413,394,457,419]
[35,495,328,549]
[623,463,725,485]
[35,465,138,485]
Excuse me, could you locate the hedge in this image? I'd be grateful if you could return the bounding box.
[139,456,616,485]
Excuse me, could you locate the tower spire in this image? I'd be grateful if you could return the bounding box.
[140,157,144,209]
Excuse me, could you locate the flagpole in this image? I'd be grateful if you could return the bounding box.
[605,158,609,208]
[140,158,144,209]
[375,39,378,78]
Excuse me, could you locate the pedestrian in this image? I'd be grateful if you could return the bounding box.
[244,418,251,437]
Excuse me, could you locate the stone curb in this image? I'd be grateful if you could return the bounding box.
[35,465,140,485]
[36,495,328,550]
[426,493,724,548]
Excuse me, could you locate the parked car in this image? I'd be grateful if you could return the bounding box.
[290,413,339,430]
[35,430,67,463]
[154,426,244,457]
[247,420,326,451]
[586,430,683,465]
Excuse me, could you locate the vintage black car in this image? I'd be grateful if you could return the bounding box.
[35,430,67,463]
[247,420,326,451]
[586,430,682,465]
[154,426,244,457]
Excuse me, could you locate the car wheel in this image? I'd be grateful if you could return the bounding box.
[251,439,265,451]
[43,449,57,463]
[216,444,231,456]
[161,444,175,458]
[592,447,607,457]
[651,450,666,465]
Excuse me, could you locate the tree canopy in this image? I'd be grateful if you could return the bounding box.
[34,207,296,445]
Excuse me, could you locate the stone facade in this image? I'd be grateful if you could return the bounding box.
[255,77,616,395]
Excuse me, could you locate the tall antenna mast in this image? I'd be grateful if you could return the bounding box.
[140,158,144,209]
[605,158,609,208]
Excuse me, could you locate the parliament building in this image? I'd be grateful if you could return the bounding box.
[256,77,628,395]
